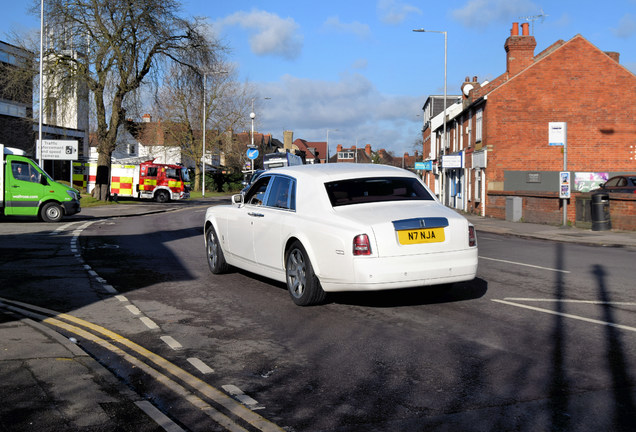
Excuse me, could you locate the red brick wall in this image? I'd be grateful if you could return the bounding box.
[608,194,636,231]
[488,191,636,230]
[486,36,636,186]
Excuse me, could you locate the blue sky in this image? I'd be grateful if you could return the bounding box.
[4,0,636,155]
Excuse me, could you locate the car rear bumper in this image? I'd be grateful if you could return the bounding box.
[320,248,478,292]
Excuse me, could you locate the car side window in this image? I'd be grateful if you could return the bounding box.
[605,178,620,187]
[244,176,271,206]
[265,176,296,210]
[11,161,41,183]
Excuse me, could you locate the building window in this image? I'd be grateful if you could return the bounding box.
[475,108,483,143]
[338,151,354,159]
[128,144,136,155]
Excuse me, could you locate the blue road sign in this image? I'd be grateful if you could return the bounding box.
[247,148,259,160]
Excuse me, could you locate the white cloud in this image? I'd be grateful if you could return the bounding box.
[612,13,636,38]
[323,16,371,40]
[256,74,422,154]
[351,58,369,69]
[377,0,422,25]
[452,0,538,28]
[218,10,303,60]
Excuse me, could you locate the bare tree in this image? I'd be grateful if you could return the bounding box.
[156,62,254,191]
[36,0,221,199]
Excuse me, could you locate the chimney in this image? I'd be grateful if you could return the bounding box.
[365,144,372,155]
[283,130,293,149]
[605,51,620,63]
[142,113,152,122]
[504,22,536,76]
[336,144,343,152]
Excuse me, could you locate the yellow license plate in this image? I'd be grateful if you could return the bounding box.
[397,227,445,245]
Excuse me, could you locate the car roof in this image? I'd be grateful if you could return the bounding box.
[267,163,416,182]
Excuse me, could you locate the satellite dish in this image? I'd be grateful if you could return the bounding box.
[463,84,473,96]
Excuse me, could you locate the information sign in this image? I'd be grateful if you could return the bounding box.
[39,140,79,160]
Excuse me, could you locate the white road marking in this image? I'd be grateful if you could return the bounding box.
[504,298,636,306]
[140,317,160,330]
[161,335,183,350]
[115,295,128,302]
[102,285,117,294]
[134,400,185,432]
[480,256,570,273]
[126,305,141,315]
[222,385,264,410]
[493,299,636,333]
[188,357,215,374]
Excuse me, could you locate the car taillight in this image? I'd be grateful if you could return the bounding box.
[353,234,372,256]
[468,225,477,247]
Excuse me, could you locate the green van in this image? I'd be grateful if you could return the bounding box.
[1,144,81,222]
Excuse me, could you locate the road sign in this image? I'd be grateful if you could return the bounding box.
[247,148,259,160]
[39,140,79,160]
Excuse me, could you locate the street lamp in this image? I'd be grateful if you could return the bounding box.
[250,97,271,173]
[413,28,447,205]
[326,129,339,163]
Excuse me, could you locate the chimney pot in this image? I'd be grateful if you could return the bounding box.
[511,22,519,36]
[473,76,478,82]
[521,22,529,36]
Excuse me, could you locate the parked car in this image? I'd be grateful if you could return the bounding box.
[598,174,636,194]
[204,163,478,306]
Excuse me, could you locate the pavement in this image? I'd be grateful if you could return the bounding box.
[1,197,635,431]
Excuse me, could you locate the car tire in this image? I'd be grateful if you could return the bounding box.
[285,241,326,306]
[40,202,64,222]
[206,225,229,274]
[155,190,170,203]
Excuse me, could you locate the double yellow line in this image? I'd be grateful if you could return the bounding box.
[0,297,284,432]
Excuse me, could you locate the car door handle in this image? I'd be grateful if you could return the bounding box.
[248,212,265,217]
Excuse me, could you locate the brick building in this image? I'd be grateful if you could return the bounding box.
[423,22,636,229]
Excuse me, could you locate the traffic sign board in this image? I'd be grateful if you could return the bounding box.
[247,148,259,160]
[39,140,79,160]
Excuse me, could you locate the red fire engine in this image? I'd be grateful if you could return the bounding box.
[87,160,190,202]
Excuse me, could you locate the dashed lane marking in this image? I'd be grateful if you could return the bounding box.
[493,298,636,333]
[188,357,215,374]
[480,256,570,273]
[161,335,183,350]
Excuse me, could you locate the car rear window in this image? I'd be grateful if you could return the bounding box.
[325,177,434,207]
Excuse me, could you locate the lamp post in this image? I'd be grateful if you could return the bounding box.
[202,72,207,197]
[326,129,339,163]
[37,0,44,167]
[250,97,271,173]
[413,28,447,205]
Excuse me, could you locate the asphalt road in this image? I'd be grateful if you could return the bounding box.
[1,206,635,431]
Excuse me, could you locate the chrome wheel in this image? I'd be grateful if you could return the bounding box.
[206,226,228,274]
[285,241,326,306]
[286,248,307,299]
